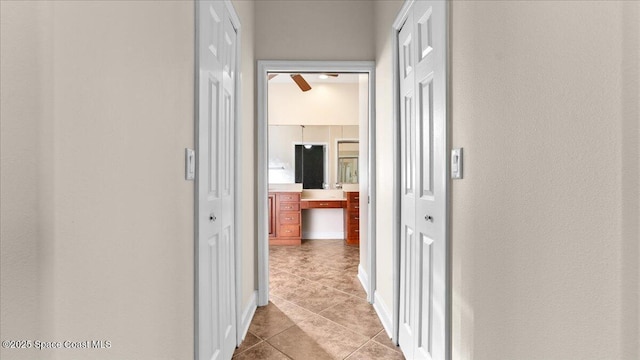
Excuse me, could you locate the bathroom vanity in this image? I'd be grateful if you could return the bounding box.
[268,188,359,246]
[269,191,303,246]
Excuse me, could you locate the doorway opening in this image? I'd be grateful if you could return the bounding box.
[257,61,376,307]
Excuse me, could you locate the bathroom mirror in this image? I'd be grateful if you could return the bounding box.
[337,141,359,184]
[268,125,358,186]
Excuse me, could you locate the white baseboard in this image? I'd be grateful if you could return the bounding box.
[373,291,393,338]
[239,290,257,342]
[357,264,369,297]
[301,231,344,239]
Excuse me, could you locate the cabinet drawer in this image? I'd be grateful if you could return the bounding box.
[347,192,360,201]
[279,202,300,211]
[347,226,360,239]
[278,193,300,202]
[348,212,360,223]
[304,200,344,209]
[278,224,300,237]
[348,203,360,212]
[279,211,300,225]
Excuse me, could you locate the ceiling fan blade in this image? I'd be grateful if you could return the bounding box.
[290,74,312,92]
[268,73,278,80]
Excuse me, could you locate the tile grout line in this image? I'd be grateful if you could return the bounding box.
[265,241,384,359]
[232,338,263,357]
[272,263,367,301]
[342,338,376,360]
[268,279,381,351]
[370,329,404,354]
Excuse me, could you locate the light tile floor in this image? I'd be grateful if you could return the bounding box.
[234,240,405,360]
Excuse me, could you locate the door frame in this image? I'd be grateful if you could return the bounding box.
[257,60,377,306]
[194,0,244,357]
[391,0,451,353]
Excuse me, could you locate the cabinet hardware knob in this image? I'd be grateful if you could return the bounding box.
[209,213,216,222]
[425,215,433,222]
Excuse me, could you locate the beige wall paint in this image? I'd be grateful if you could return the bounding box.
[373,0,403,323]
[1,3,53,359]
[1,1,194,359]
[620,2,640,358]
[233,0,258,322]
[450,1,639,359]
[1,1,256,358]
[374,1,639,358]
[3,1,638,360]
[52,2,194,359]
[268,82,360,126]
[255,0,374,61]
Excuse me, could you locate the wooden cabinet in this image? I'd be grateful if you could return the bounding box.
[268,193,276,238]
[300,200,346,209]
[269,192,302,245]
[344,191,360,245]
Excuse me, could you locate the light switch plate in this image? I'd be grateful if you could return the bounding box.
[451,148,463,179]
[185,148,195,180]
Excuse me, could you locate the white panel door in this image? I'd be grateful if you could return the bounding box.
[398,8,418,359]
[197,1,237,360]
[398,1,447,359]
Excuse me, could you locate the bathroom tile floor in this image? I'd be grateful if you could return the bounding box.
[234,239,404,360]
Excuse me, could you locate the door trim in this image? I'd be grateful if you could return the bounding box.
[225,0,244,348]
[194,1,243,358]
[257,60,377,306]
[391,0,451,356]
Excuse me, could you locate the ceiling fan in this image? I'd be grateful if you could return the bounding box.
[267,73,339,92]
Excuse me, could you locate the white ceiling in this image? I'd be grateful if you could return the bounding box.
[268,72,361,86]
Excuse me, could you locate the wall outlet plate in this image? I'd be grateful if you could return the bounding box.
[451,148,463,179]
